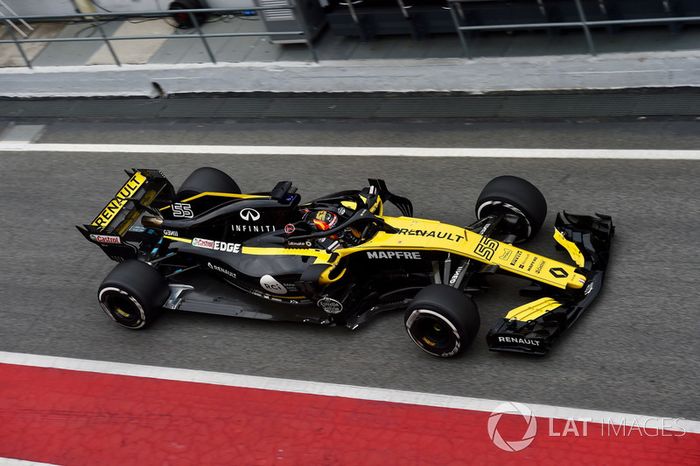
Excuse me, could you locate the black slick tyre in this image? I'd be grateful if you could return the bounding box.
[177,167,241,201]
[404,285,480,358]
[98,260,169,329]
[475,175,547,242]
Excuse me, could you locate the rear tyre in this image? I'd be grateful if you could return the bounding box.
[404,285,480,358]
[98,260,170,329]
[177,167,241,201]
[475,175,547,242]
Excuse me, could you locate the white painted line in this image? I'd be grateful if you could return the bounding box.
[1,351,698,433]
[0,459,57,466]
[565,69,687,75]
[0,142,700,160]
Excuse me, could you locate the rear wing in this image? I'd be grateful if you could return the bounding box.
[76,169,174,260]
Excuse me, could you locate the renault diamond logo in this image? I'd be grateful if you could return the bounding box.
[549,267,569,278]
[240,208,260,222]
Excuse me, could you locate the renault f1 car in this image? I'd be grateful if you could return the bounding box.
[78,167,614,357]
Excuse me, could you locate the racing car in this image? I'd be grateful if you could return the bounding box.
[78,167,614,357]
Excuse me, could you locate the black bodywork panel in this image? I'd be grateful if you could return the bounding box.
[80,170,614,356]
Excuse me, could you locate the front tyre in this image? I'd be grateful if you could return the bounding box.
[475,175,547,242]
[98,260,170,329]
[404,285,480,358]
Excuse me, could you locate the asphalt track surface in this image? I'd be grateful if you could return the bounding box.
[1,119,699,421]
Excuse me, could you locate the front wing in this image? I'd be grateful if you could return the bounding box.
[486,212,614,355]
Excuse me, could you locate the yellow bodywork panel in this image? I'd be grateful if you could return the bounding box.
[159,192,270,211]
[163,215,587,291]
[164,236,335,264]
[318,264,347,285]
[242,246,333,263]
[341,197,382,214]
[114,187,159,237]
[337,216,586,290]
[164,235,193,244]
[553,228,585,267]
[368,196,383,215]
[505,297,562,321]
[91,171,147,230]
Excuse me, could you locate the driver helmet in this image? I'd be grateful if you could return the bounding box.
[308,209,338,231]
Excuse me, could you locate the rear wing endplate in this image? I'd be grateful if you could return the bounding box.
[76,169,174,260]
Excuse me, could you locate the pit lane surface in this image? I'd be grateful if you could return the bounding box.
[0,120,698,421]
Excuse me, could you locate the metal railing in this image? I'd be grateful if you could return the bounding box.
[0,0,34,38]
[0,4,317,68]
[2,1,699,67]
[447,0,700,58]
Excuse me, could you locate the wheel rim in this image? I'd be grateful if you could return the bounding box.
[98,287,146,329]
[405,309,461,357]
[476,200,532,241]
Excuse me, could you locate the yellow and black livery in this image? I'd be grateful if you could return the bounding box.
[79,168,614,357]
